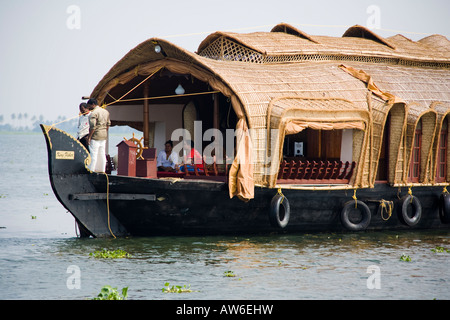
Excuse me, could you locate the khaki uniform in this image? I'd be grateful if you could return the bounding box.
[89,106,110,140]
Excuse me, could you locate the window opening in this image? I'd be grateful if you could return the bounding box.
[408,120,422,182]
[436,118,448,182]
[376,114,390,181]
[278,128,356,184]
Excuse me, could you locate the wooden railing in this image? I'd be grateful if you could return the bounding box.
[277,160,356,184]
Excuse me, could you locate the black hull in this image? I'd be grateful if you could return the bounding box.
[41,125,450,238]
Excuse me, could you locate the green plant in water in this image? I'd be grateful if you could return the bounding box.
[93,285,128,300]
[400,254,411,262]
[89,248,131,259]
[162,282,193,293]
[224,270,236,277]
[31,215,37,219]
[431,246,449,253]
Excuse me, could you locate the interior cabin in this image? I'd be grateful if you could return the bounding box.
[87,23,450,200]
[105,70,238,182]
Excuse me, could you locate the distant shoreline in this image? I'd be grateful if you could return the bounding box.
[0,126,140,135]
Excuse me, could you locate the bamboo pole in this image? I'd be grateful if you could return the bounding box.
[143,83,149,148]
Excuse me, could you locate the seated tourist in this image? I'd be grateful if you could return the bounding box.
[157,140,179,172]
[181,140,204,172]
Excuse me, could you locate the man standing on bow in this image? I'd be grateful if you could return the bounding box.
[77,102,91,150]
[86,98,110,173]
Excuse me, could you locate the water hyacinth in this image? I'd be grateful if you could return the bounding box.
[93,285,128,300]
[89,249,131,259]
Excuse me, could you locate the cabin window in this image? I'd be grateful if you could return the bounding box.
[376,115,390,181]
[436,118,448,182]
[409,120,422,182]
[283,129,342,161]
[278,128,356,184]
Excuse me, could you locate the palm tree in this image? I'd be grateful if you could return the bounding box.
[18,113,23,129]
[11,113,16,129]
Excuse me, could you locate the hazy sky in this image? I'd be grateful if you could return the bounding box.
[0,0,449,124]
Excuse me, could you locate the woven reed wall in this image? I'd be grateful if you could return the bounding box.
[388,103,408,184]
[420,112,437,183]
[368,96,393,185]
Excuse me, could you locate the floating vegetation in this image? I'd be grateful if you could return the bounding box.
[223,270,236,277]
[400,254,411,262]
[93,285,128,300]
[31,215,37,219]
[431,246,449,253]
[89,249,131,259]
[162,282,193,293]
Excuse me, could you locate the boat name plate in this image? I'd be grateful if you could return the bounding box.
[56,151,75,160]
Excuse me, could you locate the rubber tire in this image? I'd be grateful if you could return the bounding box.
[398,195,422,226]
[340,200,371,231]
[269,194,290,228]
[439,193,450,224]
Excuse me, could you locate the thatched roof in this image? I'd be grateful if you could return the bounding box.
[197,23,450,64]
[90,23,450,193]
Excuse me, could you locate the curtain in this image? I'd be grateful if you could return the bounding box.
[228,118,254,201]
[285,120,366,135]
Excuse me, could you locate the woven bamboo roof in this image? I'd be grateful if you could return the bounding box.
[197,23,450,63]
[92,23,450,104]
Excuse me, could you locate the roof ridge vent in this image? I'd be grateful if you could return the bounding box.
[271,23,320,44]
[342,25,396,49]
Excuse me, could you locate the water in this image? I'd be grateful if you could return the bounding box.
[1,132,450,300]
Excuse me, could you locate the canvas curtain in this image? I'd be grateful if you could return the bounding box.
[338,64,404,105]
[228,118,254,201]
[285,120,366,135]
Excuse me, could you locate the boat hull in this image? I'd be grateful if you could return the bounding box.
[41,125,450,237]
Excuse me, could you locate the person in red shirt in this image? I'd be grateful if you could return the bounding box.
[182,140,204,172]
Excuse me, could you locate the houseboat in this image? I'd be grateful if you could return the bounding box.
[42,23,450,237]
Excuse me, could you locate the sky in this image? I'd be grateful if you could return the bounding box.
[0,0,449,126]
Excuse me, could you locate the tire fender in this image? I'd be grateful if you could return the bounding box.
[439,193,450,224]
[340,200,371,231]
[269,194,290,228]
[398,195,422,226]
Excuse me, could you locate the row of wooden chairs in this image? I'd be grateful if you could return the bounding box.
[157,160,231,182]
[277,160,356,184]
[183,161,231,177]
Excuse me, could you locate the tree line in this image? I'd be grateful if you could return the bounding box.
[0,113,77,132]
